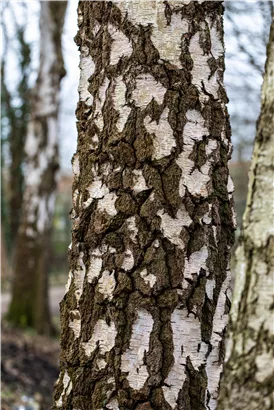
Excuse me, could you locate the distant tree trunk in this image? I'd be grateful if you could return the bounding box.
[53,1,235,409]
[218,15,274,410]
[1,62,24,253]
[7,1,67,335]
[9,29,31,249]
[1,14,32,254]
[0,166,11,282]
[1,230,11,282]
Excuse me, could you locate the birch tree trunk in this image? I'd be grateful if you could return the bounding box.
[53,1,235,408]
[7,1,67,335]
[218,14,274,410]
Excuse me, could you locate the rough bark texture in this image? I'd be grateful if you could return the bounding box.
[53,1,235,409]
[217,14,274,410]
[7,1,67,335]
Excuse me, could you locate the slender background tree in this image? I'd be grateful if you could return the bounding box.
[218,13,274,410]
[7,26,31,247]
[1,2,31,258]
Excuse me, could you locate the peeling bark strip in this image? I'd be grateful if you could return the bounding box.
[7,2,67,334]
[218,15,274,410]
[53,1,235,409]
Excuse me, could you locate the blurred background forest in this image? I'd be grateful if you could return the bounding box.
[1,1,273,409]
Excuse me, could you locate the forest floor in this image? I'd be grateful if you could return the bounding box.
[1,323,60,410]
